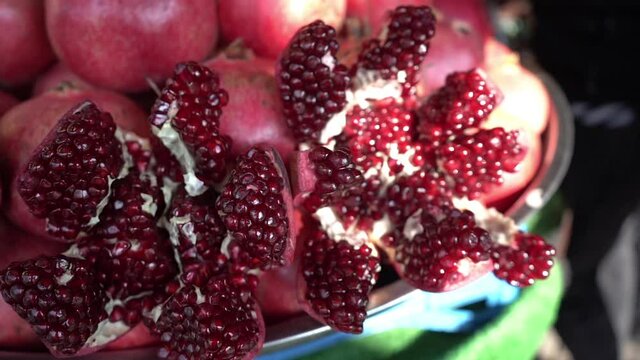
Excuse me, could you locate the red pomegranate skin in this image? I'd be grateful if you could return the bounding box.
[204,56,296,162]
[219,0,347,59]
[0,218,66,350]
[0,88,149,240]
[0,91,18,117]
[45,0,219,92]
[0,0,55,86]
[32,62,94,96]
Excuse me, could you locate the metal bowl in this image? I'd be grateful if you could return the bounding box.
[0,72,574,360]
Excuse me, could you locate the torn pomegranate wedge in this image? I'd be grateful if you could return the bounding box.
[150,61,232,196]
[148,269,264,360]
[216,145,295,270]
[0,255,109,356]
[18,101,126,240]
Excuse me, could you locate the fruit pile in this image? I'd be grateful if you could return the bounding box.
[0,1,556,359]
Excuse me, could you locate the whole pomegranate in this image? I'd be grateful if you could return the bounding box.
[0,91,17,117]
[0,87,149,240]
[0,0,55,86]
[218,0,347,59]
[0,217,65,350]
[204,54,296,161]
[45,0,219,92]
[32,62,94,96]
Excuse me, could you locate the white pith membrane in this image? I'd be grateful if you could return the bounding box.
[60,244,133,349]
[153,100,207,197]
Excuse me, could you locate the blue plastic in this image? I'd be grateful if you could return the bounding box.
[258,273,520,360]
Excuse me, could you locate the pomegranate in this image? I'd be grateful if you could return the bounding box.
[32,62,94,96]
[0,218,65,350]
[45,0,219,92]
[104,323,158,351]
[0,87,149,240]
[0,91,17,117]
[417,15,485,96]
[204,54,296,161]
[0,0,55,86]
[219,0,347,59]
[482,40,550,134]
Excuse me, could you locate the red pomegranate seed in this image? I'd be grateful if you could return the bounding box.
[150,61,231,192]
[18,101,125,240]
[300,220,380,334]
[278,20,351,143]
[149,272,263,360]
[492,233,556,287]
[0,255,108,355]
[216,146,294,269]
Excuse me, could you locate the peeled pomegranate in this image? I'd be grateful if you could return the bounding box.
[0,87,149,240]
[219,0,347,59]
[45,0,219,92]
[0,0,55,86]
[32,62,94,96]
[0,218,65,350]
[204,55,296,161]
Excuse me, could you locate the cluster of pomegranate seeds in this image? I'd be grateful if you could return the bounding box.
[388,206,493,292]
[411,69,525,199]
[300,221,380,334]
[299,146,364,212]
[417,69,500,142]
[165,188,228,287]
[18,101,125,240]
[278,20,351,143]
[150,272,263,360]
[216,146,293,270]
[335,177,384,229]
[384,170,452,225]
[436,128,524,198]
[358,6,436,94]
[0,255,108,355]
[340,99,414,175]
[150,61,231,193]
[492,233,556,287]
